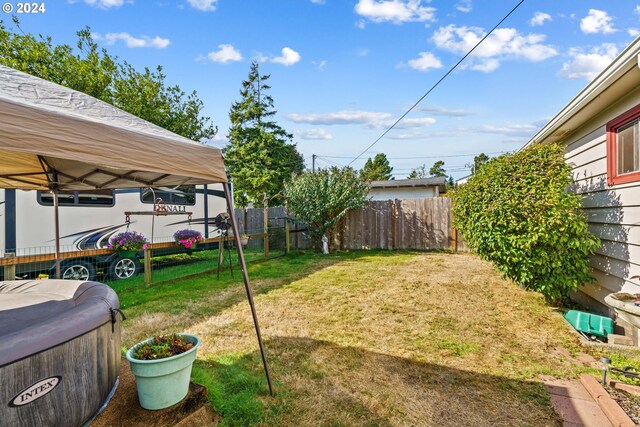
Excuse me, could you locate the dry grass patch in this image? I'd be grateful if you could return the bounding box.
[172,252,595,426]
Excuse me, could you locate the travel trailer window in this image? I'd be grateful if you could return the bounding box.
[140,186,196,205]
[607,104,640,185]
[37,190,115,207]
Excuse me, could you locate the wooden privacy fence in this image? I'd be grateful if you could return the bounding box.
[335,198,468,251]
[235,197,468,252]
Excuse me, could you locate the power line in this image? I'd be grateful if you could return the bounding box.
[323,151,506,161]
[345,0,527,167]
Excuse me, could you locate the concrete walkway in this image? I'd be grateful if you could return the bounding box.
[542,377,613,427]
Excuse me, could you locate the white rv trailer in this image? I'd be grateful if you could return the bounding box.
[0,184,228,280]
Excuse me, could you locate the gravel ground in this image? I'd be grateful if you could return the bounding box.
[604,384,640,424]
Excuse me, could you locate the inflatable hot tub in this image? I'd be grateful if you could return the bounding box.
[0,280,121,427]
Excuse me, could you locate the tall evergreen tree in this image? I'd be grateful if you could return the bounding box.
[470,153,490,175]
[429,160,447,177]
[223,62,304,207]
[360,153,393,181]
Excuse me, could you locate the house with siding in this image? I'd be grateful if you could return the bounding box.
[523,38,640,325]
[368,177,446,201]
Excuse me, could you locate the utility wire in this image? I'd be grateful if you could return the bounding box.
[346,0,527,167]
[323,150,506,160]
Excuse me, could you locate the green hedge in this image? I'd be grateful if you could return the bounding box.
[452,143,600,302]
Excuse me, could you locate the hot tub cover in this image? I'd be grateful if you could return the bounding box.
[0,280,120,367]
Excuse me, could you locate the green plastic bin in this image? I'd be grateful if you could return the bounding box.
[563,309,613,338]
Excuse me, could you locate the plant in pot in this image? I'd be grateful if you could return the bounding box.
[173,229,203,250]
[108,231,148,258]
[126,333,201,410]
[240,234,250,247]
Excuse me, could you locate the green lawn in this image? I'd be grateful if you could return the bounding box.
[106,247,269,293]
[117,250,639,427]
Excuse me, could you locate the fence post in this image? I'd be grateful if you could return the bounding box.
[263,194,269,259]
[284,199,290,255]
[144,248,152,286]
[391,200,397,250]
[4,252,16,280]
[451,228,458,253]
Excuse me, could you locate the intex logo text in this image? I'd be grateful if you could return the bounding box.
[9,376,61,407]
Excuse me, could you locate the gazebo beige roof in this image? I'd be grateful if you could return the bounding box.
[0,64,272,394]
[0,65,227,190]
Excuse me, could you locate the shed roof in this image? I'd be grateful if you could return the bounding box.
[370,177,446,192]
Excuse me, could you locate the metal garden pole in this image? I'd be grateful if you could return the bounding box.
[222,182,274,396]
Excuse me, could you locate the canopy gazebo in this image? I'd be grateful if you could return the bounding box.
[0,64,272,410]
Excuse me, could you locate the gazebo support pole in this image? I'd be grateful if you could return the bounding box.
[53,189,61,279]
[223,182,274,396]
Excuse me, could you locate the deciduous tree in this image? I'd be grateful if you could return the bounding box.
[0,20,217,142]
[285,167,369,250]
[408,164,427,179]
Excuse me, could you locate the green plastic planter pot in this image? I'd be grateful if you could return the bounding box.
[126,334,201,410]
[118,250,138,259]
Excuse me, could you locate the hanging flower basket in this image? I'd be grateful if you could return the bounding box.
[173,229,203,249]
[240,234,250,247]
[109,231,149,256]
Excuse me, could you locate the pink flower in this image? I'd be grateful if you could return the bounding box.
[143,244,149,249]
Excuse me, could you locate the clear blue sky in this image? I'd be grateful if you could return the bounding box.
[7,0,640,178]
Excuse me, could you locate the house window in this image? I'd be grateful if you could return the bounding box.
[37,190,115,207]
[140,186,196,205]
[607,104,640,185]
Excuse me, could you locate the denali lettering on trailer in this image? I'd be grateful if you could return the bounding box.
[8,376,61,407]
[153,198,186,214]
[164,205,186,213]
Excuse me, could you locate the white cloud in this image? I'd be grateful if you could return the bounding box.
[98,32,170,48]
[205,44,243,63]
[286,110,435,129]
[313,60,328,71]
[75,0,126,9]
[406,52,443,71]
[629,28,640,37]
[580,9,616,34]
[431,25,557,72]
[467,123,539,137]
[310,0,325,4]
[635,5,640,15]
[470,58,500,73]
[287,110,392,125]
[530,12,552,27]
[356,19,367,29]
[373,117,436,129]
[355,48,370,57]
[561,43,619,80]
[296,129,333,140]
[270,47,301,66]
[354,0,435,24]
[419,106,472,117]
[455,0,472,13]
[187,0,217,11]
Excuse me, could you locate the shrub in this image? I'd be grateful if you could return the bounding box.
[451,143,600,302]
[109,231,148,251]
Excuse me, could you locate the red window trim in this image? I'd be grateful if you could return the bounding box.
[607,103,640,186]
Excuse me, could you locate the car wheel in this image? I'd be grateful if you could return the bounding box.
[61,260,97,281]
[109,257,141,280]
